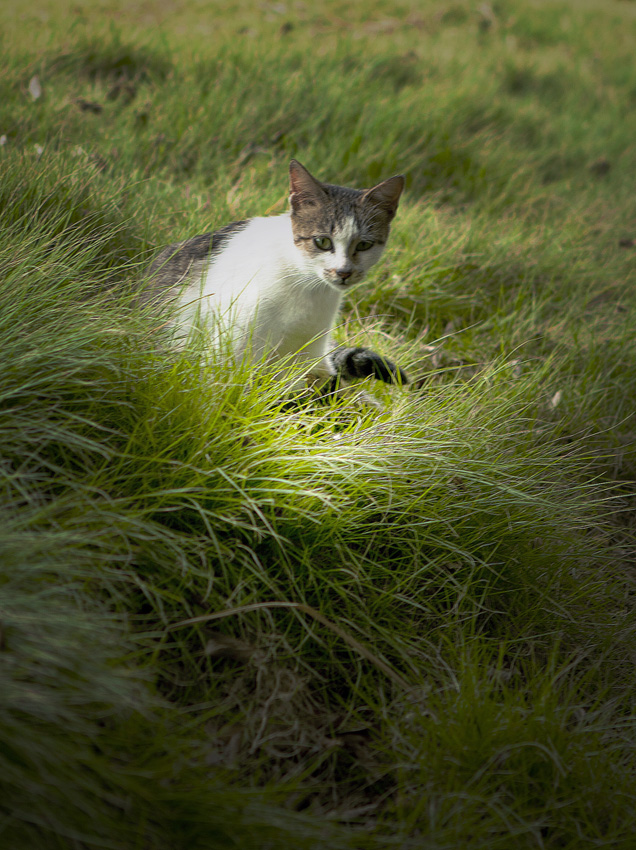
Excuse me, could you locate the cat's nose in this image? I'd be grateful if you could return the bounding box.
[335,269,352,281]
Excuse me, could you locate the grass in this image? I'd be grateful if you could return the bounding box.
[1,0,636,847]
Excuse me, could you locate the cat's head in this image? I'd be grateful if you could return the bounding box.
[289,160,404,293]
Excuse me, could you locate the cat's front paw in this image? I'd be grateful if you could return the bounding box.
[331,346,409,385]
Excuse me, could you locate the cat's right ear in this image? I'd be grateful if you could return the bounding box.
[289,160,326,212]
[362,175,405,220]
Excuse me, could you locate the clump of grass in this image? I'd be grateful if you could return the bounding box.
[48,33,173,84]
[385,646,636,848]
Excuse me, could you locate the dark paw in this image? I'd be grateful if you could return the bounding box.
[331,346,409,385]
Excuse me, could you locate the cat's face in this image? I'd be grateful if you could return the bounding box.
[289,160,404,293]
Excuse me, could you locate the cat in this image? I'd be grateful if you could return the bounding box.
[146,160,408,397]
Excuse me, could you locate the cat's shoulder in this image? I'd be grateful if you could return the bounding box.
[143,220,249,304]
[148,220,249,278]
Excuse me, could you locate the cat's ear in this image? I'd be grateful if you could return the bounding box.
[362,175,405,220]
[289,160,326,212]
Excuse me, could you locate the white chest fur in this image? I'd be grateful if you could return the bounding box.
[175,214,343,376]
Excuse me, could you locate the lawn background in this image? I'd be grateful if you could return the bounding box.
[1,0,636,847]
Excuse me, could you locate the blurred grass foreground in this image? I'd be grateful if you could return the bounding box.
[1,1,636,848]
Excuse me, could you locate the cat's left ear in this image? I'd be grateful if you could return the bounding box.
[289,160,326,212]
[363,175,405,220]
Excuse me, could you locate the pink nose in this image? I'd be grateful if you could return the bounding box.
[336,269,352,280]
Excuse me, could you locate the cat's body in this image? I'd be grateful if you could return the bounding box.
[147,160,408,392]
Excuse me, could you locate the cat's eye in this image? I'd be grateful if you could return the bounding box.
[356,240,374,252]
[313,236,333,251]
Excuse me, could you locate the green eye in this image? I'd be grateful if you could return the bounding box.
[313,236,333,251]
[356,240,374,252]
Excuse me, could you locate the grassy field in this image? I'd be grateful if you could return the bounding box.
[2,0,636,847]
